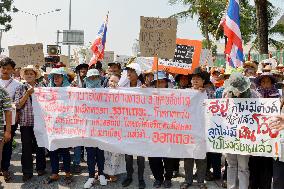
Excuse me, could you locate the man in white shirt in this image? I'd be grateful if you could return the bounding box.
[0,57,22,182]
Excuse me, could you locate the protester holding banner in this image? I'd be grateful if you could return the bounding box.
[119,63,146,189]
[14,65,46,182]
[71,63,89,174]
[148,71,175,188]
[83,69,108,188]
[181,67,211,189]
[103,62,122,88]
[46,68,72,184]
[0,57,22,182]
[249,72,280,189]
[222,72,256,189]
[103,72,126,182]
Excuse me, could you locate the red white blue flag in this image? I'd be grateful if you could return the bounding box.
[89,13,109,67]
[221,0,244,68]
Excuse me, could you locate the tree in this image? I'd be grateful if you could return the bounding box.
[169,0,256,50]
[254,0,269,54]
[0,0,17,31]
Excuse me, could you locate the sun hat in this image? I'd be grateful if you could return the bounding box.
[255,72,277,86]
[125,63,142,76]
[20,65,42,79]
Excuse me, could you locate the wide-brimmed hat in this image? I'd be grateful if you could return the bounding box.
[143,69,154,76]
[255,72,277,86]
[20,65,42,79]
[75,63,89,73]
[175,74,190,82]
[276,63,284,69]
[125,63,142,76]
[48,67,68,80]
[151,71,171,85]
[86,69,100,78]
[190,67,210,81]
[262,65,272,72]
[223,72,251,97]
[244,61,258,70]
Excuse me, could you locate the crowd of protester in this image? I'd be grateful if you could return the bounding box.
[0,56,284,189]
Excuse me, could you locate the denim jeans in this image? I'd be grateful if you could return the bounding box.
[50,148,71,174]
[273,160,284,189]
[226,154,249,189]
[73,146,82,165]
[86,147,104,178]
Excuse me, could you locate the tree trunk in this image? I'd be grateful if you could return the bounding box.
[204,18,211,50]
[255,0,269,54]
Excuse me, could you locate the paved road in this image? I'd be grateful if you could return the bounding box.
[0,133,224,189]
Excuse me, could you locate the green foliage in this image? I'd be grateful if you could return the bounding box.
[0,0,17,31]
[169,0,256,46]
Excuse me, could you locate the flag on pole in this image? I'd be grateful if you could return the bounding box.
[89,13,109,67]
[221,0,244,68]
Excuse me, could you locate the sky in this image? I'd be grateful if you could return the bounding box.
[1,0,284,56]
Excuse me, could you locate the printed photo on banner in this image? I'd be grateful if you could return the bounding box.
[205,98,281,157]
[152,39,202,75]
[33,87,208,159]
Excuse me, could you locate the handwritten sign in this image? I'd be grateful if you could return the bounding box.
[205,98,281,157]
[139,16,177,59]
[8,43,45,67]
[33,87,207,158]
[153,39,202,75]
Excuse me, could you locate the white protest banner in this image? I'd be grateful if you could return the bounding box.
[205,98,281,157]
[33,87,207,158]
[8,43,45,67]
[139,16,177,59]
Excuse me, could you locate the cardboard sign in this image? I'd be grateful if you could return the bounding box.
[139,16,177,59]
[8,43,45,68]
[153,39,202,75]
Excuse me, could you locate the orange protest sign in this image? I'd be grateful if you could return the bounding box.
[152,39,202,75]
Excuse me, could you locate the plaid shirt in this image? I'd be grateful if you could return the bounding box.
[14,83,38,127]
[0,87,12,136]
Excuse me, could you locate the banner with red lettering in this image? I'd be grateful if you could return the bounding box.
[33,87,207,158]
[205,98,281,157]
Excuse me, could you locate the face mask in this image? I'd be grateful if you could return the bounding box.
[85,78,101,88]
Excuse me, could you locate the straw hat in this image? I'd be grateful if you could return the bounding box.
[20,65,42,79]
[244,61,258,70]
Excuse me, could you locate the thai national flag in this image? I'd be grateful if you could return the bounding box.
[221,0,244,68]
[89,13,109,67]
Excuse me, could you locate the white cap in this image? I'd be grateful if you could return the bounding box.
[86,69,100,78]
[126,63,142,76]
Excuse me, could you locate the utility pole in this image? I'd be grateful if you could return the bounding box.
[68,0,72,63]
[0,29,4,54]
